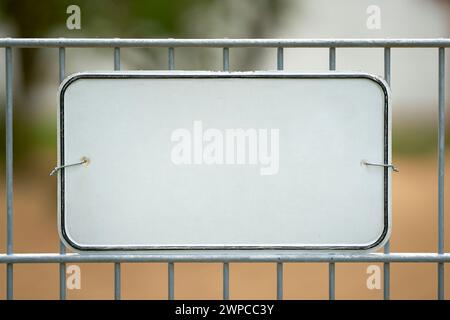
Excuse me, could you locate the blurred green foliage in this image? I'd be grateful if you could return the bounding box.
[0,0,285,165]
[1,0,224,37]
[1,0,283,87]
[393,124,449,157]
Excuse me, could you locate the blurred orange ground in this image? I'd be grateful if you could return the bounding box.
[0,153,449,299]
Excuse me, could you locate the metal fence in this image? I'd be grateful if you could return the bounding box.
[0,38,448,300]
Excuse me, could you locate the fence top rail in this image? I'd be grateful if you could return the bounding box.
[1,38,450,48]
[0,253,449,263]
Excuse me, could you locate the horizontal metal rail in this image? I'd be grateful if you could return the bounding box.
[1,38,450,48]
[0,253,449,263]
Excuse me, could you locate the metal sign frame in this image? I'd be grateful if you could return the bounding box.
[57,71,391,252]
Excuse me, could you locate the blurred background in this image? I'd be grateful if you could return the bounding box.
[0,0,449,299]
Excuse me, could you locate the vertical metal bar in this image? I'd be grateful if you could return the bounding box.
[384,48,391,85]
[5,46,13,300]
[438,47,445,300]
[113,47,122,300]
[221,48,230,300]
[223,262,229,300]
[114,47,120,71]
[59,47,65,83]
[277,47,284,71]
[276,46,284,300]
[168,47,175,70]
[328,47,336,301]
[277,262,283,300]
[167,47,175,300]
[58,47,66,301]
[383,47,391,300]
[328,262,335,300]
[329,47,336,71]
[168,262,174,300]
[114,262,121,300]
[223,47,229,71]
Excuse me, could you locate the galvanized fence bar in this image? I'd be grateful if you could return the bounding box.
[328,263,335,300]
[168,47,175,70]
[222,47,230,301]
[3,38,450,48]
[114,47,120,70]
[168,261,175,300]
[1,253,450,263]
[167,46,175,300]
[5,46,13,300]
[276,46,284,301]
[437,47,445,300]
[58,47,67,301]
[277,262,283,300]
[223,47,229,72]
[328,46,336,301]
[114,263,121,300]
[113,46,122,300]
[277,47,283,70]
[383,47,391,300]
[223,263,229,300]
[329,47,336,71]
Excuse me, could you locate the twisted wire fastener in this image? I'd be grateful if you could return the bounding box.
[361,160,399,172]
[50,157,90,176]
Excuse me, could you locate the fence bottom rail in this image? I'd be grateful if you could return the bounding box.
[0,253,449,263]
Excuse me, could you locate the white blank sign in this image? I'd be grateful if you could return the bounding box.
[58,71,391,252]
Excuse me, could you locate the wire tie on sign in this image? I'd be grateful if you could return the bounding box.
[50,157,90,176]
[361,160,399,173]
